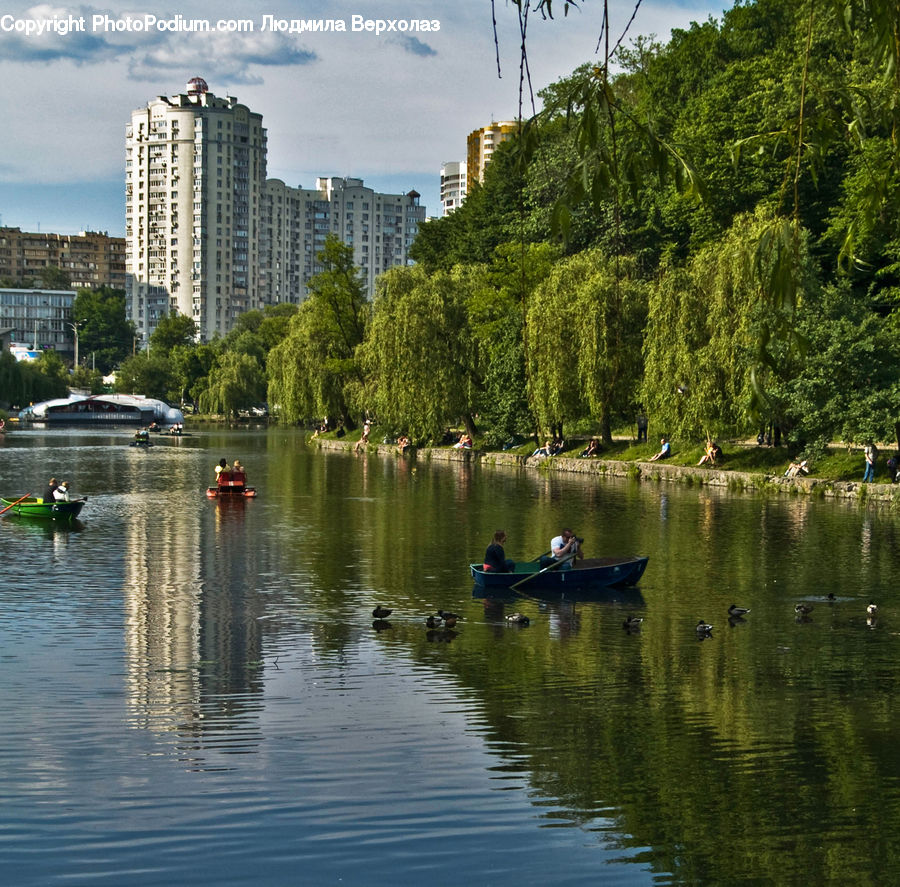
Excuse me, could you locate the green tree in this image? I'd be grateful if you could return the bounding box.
[199,352,266,418]
[774,280,900,451]
[256,303,300,353]
[228,304,298,354]
[70,287,136,374]
[113,352,176,401]
[9,350,70,406]
[0,350,18,407]
[40,266,71,290]
[267,236,368,426]
[149,312,197,355]
[641,209,815,442]
[527,249,646,443]
[410,139,529,272]
[471,242,559,443]
[361,264,481,441]
[171,342,218,409]
[70,365,105,394]
[524,259,584,438]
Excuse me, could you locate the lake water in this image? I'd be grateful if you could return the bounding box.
[1,428,899,886]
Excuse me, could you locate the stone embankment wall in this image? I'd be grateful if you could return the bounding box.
[314,439,900,506]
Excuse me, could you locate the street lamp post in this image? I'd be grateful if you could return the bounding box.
[67,321,80,367]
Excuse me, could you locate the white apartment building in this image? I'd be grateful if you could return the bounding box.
[261,177,425,302]
[440,161,467,216]
[125,78,267,344]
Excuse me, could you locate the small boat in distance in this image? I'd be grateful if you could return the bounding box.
[1,496,86,521]
[470,555,648,594]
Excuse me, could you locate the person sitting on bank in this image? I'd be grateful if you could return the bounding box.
[648,437,672,461]
[397,435,411,454]
[483,530,516,573]
[453,433,473,449]
[785,459,809,478]
[581,438,599,458]
[53,480,71,501]
[532,439,552,457]
[698,440,722,466]
[550,528,584,570]
[887,453,900,483]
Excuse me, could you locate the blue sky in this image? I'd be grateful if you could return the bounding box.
[0,1,729,235]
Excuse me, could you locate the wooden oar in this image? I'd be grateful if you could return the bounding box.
[0,493,32,517]
[510,554,567,591]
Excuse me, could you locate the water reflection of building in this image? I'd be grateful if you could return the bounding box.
[123,466,271,760]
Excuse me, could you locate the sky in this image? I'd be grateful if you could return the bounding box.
[0,1,729,235]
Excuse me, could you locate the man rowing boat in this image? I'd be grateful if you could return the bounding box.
[550,528,583,570]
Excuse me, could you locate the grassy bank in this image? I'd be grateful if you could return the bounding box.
[318,426,881,486]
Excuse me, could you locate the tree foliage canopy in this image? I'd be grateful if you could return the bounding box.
[267,236,369,426]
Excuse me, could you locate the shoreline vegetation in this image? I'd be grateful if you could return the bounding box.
[312,430,900,507]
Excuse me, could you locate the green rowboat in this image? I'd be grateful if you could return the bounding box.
[0,496,86,520]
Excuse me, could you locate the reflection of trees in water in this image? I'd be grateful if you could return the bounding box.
[99,433,900,878]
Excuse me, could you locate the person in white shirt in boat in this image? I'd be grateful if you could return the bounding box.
[550,529,583,570]
[53,480,71,501]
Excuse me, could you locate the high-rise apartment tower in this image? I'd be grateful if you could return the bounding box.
[260,177,425,303]
[125,78,267,344]
[439,162,467,216]
[466,121,519,192]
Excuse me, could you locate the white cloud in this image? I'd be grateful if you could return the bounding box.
[0,0,730,229]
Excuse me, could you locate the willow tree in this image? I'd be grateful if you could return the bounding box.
[267,236,368,427]
[360,264,481,441]
[527,249,645,443]
[474,242,559,444]
[199,351,266,418]
[526,257,585,437]
[642,208,816,442]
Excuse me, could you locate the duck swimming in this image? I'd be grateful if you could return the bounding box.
[696,619,713,635]
[867,601,878,616]
[622,615,643,630]
[372,606,392,619]
[795,603,814,615]
[728,604,750,617]
[506,613,530,626]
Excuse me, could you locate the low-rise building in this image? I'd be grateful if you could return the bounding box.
[0,227,126,290]
[0,288,77,357]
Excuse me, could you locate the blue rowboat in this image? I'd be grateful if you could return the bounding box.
[470,555,648,592]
